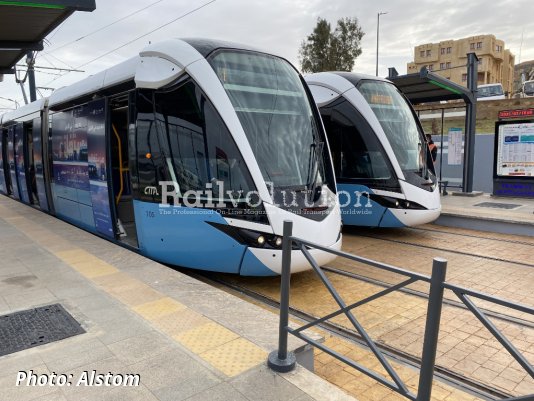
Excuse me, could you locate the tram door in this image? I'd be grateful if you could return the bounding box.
[22,122,40,206]
[0,128,8,195]
[7,126,20,199]
[31,117,50,211]
[110,95,138,248]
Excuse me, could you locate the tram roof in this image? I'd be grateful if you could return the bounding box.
[0,0,95,77]
[388,67,475,105]
[182,38,266,58]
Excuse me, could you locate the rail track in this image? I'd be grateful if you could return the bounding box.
[194,270,518,401]
[347,228,534,269]
[187,224,534,400]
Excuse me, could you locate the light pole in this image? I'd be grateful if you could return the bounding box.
[376,11,388,76]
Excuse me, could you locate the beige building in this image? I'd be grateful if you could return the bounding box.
[407,34,515,96]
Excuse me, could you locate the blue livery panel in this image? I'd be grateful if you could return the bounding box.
[337,183,403,227]
[239,249,278,276]
[133,200,274,275]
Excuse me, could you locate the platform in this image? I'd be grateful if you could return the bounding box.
[0,196,355,401]
[437,193,534,236]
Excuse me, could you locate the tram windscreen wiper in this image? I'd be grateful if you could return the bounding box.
[306,141,324,202]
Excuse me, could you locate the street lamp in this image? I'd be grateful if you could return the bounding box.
[376,11,388,76]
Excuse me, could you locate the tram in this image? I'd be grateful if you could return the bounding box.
[0,39,342,276]
[304,72,440,227]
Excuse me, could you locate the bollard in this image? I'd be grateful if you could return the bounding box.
[268,220,296,373]
[416,258,447,401]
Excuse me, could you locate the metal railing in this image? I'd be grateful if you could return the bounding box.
[267,221,534,401]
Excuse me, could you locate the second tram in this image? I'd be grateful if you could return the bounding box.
[305,72,441,228]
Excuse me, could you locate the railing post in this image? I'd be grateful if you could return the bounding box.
[268,220,297,372]
[417,258,447,401]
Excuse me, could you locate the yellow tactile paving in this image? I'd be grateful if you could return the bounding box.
[91,272,142,293]
[112,285,163,307]
[200,337,267,377]
[55,249,95,264]
[69,259,119,278]
[152,309,211,337]
[133,297,187,321]
[174,321,240,354]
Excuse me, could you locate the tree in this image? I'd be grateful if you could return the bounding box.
[299,17,364,73]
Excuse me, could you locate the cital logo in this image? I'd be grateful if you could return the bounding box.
[144,186,160,196]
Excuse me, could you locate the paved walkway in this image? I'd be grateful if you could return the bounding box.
[440,193,534,225]
[0,197,355,401]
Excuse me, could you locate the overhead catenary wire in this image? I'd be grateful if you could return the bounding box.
[76,0,216,70]
[44,0,216,87]
[45,0,166,54]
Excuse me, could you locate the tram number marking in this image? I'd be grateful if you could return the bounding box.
[145,211,155,218]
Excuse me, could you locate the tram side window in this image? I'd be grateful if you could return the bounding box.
[135,91,172,203]
[321,99,392,182]
[135,81,256,204]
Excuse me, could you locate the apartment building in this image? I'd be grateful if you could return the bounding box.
[407,35,515,95]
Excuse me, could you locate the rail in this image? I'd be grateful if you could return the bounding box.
[268,220,534,401]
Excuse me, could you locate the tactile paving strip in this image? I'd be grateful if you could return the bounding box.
[0,304,85,357]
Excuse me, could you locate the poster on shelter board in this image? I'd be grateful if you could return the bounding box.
[496,122,534,177]
[448,127,463,165]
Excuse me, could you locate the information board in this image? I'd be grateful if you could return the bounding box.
[447,127,463,165]
[495,122,534,177]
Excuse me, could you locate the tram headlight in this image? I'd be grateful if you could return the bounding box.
[207,222,292,249]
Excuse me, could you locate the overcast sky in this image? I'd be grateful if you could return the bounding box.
[1,0,533,110]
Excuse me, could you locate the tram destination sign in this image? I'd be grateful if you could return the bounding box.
[498,108,534,120]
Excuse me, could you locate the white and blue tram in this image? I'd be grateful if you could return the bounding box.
[305,72,441,227]
[0,39,342,275]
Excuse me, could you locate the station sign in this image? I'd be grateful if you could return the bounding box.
[498,108,534,119]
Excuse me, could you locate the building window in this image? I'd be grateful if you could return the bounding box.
[496,45,502,52]
[426,49,431,56]
[440,48,445,55]
[470,43,475,50]
[420,50,425,57]
[462,73,467,82]
[447,47,451,54]
[446,62,451,69]
[440,62,445,70]
[476,42,482,49]
[428,64,433,71]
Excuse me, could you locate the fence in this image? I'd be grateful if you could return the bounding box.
[267,221,534,401]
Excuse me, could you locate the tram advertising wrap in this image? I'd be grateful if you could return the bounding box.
[87,99,114,239]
